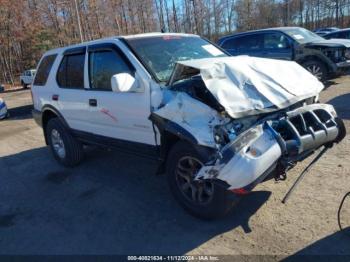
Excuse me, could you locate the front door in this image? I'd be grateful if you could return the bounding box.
[85,43,155,146]
[260,32,293,60]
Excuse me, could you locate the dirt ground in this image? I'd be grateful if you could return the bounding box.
[0,77,349,258]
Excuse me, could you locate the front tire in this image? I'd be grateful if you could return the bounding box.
[302,60,327,81]
[166,141,238,220]
[46,118,83,167]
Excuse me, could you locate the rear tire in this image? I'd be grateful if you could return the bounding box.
[166,141,239,220]
[301,60,327,81]
[46,118,83,167]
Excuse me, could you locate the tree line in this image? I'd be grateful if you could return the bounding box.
[1,0,350,84]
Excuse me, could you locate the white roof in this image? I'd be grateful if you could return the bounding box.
[122,32,197,39]
[43,33,196,55]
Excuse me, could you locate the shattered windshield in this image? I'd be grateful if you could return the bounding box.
[283,28,324,44]
[126,35,227,83]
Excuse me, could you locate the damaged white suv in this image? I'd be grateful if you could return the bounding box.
[32,33,346,219]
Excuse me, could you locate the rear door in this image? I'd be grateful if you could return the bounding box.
[55,47,91,131]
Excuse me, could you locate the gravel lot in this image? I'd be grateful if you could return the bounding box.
[0,78,349,257]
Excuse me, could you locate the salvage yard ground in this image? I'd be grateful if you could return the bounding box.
[0,77,349,257]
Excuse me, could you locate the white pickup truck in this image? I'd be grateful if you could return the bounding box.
[20,69,36,88]
[31,33,346,219]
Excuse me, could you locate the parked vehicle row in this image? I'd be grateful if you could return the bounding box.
[218,27,350,81]
[314,27,339,36]
[31,33,346,219]
[323,28,350,40]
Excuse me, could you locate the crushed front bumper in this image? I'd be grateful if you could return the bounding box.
[196,104,346,191]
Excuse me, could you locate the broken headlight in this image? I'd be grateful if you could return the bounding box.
[213,125,231,145]
[213,122,243,146]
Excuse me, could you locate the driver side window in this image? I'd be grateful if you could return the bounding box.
[89,50,133,91]
[263,33,290,49]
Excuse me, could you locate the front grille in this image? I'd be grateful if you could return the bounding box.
[273,104,339,153]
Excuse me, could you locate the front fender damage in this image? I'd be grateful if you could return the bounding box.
[153,92,227,148]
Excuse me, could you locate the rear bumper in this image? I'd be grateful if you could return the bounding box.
[32,109,42,127]
[196,104,346,191]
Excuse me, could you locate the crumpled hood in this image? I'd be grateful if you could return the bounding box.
[306,38,350,48]
[170,56,324,118]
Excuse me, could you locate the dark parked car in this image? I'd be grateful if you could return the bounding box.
[314,27,339,36]
[218,27,350,80]
[324,28,350,40]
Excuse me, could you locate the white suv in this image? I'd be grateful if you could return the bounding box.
[31,33,346,219]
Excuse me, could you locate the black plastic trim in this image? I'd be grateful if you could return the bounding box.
[149,113,198,161]
[72,129,159,160]
[32,109,42,127]
[41,104,70,129]
[63,46,86,55]
[334,117,347,143]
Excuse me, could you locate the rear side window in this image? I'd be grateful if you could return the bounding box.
[57,53,85,89]
[222,34,263,51]
[33,54,57,86]
[89,50,133,91]
[337,31,350,39]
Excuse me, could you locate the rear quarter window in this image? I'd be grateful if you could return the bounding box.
[33,54,57,86]
[222,34,263,51]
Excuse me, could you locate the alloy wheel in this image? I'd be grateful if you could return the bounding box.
[175,156,214,205]
[306,64,323,80]
[51,129,66,159]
